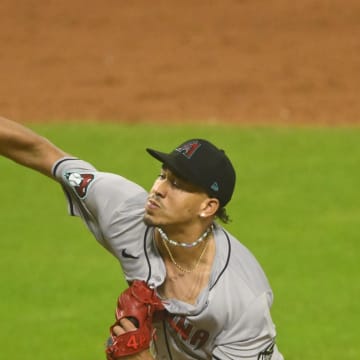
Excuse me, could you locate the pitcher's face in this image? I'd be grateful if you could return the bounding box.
[144,168,210,228]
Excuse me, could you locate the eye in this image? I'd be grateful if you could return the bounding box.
[158,173,166,180]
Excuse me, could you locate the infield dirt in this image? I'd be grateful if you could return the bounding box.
[0,0,359,125]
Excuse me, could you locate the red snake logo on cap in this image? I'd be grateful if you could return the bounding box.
[176,141,201,159]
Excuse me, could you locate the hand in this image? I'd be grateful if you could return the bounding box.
[111,319,154,360]
[112,318,137,336]
[106,281,163,359]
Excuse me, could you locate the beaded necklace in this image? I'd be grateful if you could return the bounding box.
[156,225,213,248]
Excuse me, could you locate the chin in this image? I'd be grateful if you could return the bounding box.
[143,214,157,227]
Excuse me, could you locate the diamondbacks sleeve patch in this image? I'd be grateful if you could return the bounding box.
[64,171,95,199]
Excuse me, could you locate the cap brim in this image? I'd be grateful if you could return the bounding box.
[146,148,190,181]
[146,148,169,163]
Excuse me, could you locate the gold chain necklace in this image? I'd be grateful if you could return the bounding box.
[161,234,211,273]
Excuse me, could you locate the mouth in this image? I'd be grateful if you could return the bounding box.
[146,198,161,210]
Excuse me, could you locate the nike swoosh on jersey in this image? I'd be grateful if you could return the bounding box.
[121,249,139,259]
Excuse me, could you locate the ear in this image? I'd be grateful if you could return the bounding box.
[199,198,220,219]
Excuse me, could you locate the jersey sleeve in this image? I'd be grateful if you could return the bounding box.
[212,292,284,360]
[51,157,148,255]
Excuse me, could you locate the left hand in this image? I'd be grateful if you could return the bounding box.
[106,281,163,360]
[110,319,154,360]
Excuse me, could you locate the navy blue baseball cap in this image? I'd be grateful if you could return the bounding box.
[146,139,236,207]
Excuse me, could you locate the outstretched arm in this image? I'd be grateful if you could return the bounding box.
[0,116,68,177]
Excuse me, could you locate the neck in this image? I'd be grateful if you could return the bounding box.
[155,224,215,271]
[157,224,213,248]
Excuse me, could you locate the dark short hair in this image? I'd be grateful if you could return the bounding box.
[215,207,231,224]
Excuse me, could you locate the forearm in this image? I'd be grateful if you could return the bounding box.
[0,116,67,177]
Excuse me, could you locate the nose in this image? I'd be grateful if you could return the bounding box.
[152,177,167,198]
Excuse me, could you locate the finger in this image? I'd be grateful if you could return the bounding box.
[119,317,138,331]
[112,325,125,336]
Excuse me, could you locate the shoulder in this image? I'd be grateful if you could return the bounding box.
[52,157,148,222]
[212,227,273,305]
[52,157,147,200]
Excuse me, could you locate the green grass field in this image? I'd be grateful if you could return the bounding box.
[1,122,359,359]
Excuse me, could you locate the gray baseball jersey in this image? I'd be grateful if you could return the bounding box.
[52,157,284,360]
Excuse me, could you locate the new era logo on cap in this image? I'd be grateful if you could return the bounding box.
[211,182,219,192]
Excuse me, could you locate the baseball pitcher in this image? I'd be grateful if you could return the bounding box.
[0,116,284,360]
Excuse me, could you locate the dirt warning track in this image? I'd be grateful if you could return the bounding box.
[0,0,359,125]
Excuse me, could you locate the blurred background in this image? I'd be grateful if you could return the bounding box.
[0,0,359,125]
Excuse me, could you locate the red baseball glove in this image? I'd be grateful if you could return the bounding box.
[106,280,165,359]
